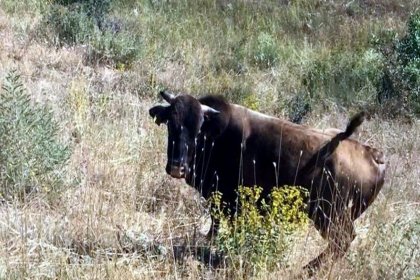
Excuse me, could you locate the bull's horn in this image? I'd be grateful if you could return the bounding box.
[160,90,175,104]
[201,104,220,115]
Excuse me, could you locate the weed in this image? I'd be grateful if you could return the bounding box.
[210,186,308,274]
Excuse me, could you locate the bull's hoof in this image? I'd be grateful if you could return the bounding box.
[302,256,323,277]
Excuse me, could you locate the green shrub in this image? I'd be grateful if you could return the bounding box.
[210,186,308,274]
[397,13,420,77]
[87,30,142,68]
[40,3,97,46]
[0,71,70,200]
[38,0,141,67]
[377,13,420,116]
[0,0,47,15]
[287,92,312,124]
[303,49,383,106]
[252,32,279,69]
[51,0,112,27]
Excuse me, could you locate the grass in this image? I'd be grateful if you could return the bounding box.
[0,0,419,279]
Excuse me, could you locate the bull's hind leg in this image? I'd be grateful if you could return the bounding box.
[206,218,219,241]
[304,213,356,274]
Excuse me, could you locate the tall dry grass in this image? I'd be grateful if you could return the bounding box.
[0,1,418,279]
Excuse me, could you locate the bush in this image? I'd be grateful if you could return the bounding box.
[87,30,142,68]
[287,92,312,124]
[252,32,279,69]
[377,13,420,116]
[210,186,308,274]
[397,14,420,86]
[0,71,70,200]
[303,49,383,106]
[0,0,47,15]
[38,0,141,67]
[50,0,112,29]
[40,3,97,46]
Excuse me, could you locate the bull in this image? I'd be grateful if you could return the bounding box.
[149,90,386,272]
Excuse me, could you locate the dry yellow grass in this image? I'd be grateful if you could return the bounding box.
[0,4,419,280]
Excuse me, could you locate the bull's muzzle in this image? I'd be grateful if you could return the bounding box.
[166,165,186,179]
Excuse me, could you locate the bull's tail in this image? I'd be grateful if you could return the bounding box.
[341,111,366,140]
[299,112,366,175]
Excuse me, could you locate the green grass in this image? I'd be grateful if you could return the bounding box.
[3,0,411,114]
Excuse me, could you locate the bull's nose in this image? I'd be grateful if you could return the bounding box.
[167,165,185,179]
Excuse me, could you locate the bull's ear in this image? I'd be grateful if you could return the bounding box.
[149,105,169,126]
[201,104,220,121]
[160,90,175,104]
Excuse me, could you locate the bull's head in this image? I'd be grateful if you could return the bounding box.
[149,91,219,179]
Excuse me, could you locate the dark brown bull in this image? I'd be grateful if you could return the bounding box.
[149,90,386,272]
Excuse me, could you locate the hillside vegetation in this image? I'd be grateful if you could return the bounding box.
[0,0,419,279]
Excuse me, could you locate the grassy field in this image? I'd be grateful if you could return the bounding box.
[0,0,419,279]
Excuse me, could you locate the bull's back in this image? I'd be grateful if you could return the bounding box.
[241,118,335,189]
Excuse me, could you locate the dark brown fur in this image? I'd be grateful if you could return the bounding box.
[150,92,386,272]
